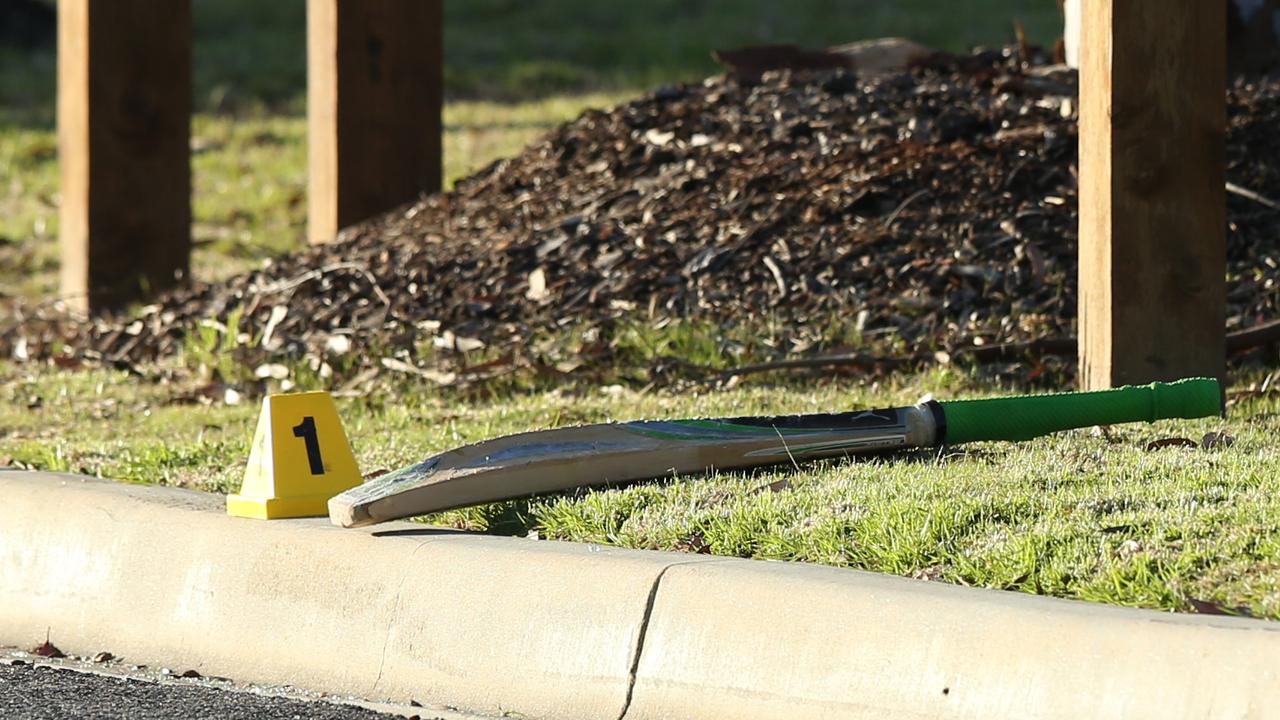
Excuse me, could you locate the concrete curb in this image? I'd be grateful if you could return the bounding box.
[2,470,1278,719]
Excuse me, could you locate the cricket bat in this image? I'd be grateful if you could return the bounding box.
[328,378,1222,528]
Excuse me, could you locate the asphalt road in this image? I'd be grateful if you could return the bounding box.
[0,656,476,720]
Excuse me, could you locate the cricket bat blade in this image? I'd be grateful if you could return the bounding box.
[328,404,940,527]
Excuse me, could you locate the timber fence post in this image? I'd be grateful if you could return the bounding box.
[1078,0,1227,387]
[307,0,443,244]
[58,0,192,312]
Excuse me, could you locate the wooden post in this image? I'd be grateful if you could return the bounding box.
[58,0,191,312]
[1078,0,1227,388]
[307,0,443,244]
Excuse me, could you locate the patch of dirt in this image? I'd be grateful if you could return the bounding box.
[6,48,1280,384]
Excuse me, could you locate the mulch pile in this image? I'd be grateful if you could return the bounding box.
[6,48,1280,384]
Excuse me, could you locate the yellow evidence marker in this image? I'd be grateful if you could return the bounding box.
[227,391,362,519]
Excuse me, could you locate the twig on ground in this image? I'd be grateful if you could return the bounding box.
[719,352,909,379]
[1227,318,1280,352]
[1226,182,1280,211]
[718,320,1280,380]
[883,189,930,231]
[256,262,392,306]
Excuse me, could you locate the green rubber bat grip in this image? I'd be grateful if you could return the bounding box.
[939,378,1222,445]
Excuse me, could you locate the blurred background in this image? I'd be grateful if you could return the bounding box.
[0,0,1060,299]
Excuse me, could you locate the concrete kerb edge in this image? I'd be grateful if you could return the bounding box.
[3,471,1280,720]
[0,471,693,719]
[627,559,1280,720]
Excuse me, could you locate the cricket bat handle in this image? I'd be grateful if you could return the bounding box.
[937,378,1223,445]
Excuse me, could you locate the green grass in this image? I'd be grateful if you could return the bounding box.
[0,0,1060,298]
[3,360,1279,619]
[0,117,58,298]
[10,2,1273,620]
[441,0,1061,99]
[1,0,1062,112]
[0,94,633,293]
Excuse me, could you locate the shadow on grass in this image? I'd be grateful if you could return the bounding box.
[401,443,1005,538]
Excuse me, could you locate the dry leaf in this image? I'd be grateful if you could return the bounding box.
[433,331,485,353]
[672,531,711,554]
[324,334,352,356]
[1114,539,1144,559]
[253,363,289,380]
[751,479,791,494]
[526,267,549,302]
[1145,437,1197,451]
[462,353,515,375]
[643,128,675,147]
[910,565,947,582]
[32,640,64,658]
[259,305,289,349]
[51,355,82,370]
[1200,432,1236,450]
[380,357,458,386]
[1187,597,1254,618]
